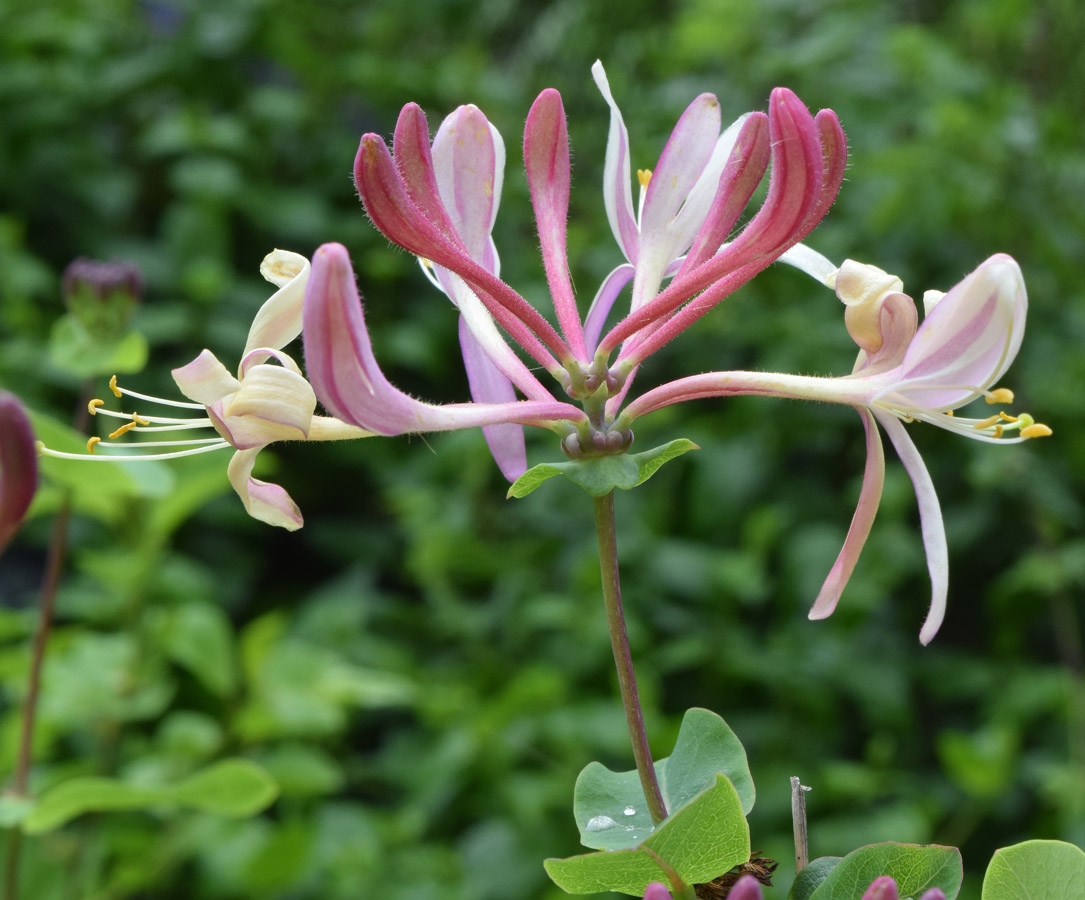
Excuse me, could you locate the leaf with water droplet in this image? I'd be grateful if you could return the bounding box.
[573,707,754,851]
[545,773,749,896]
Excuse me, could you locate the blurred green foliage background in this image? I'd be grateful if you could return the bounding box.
[1,0,1083,898]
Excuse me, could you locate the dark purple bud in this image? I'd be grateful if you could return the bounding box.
[0,392,38,556]
[61,257,143,337]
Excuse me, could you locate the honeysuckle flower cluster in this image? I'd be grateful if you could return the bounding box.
[38,250,371,530]
[306,62,845,467]
[300,62,1047,641]
[0,392,38,557]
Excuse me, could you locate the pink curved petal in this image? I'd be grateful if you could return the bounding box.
[524,88,586,359]
[356,133,569,369]
[172,349,242,406]
[640,92,722,235]
[893,254,1026,409]
[592,60,639,262]
[600,89,846,362]
[244,250,310,355]
[214,364,316,450]
[459,317,527,481]
[0,393,38,555]
[584,263,635,355]
[432,105,505,266]
[227,448,303,531]
[809,407,886,620]
[679,112,770,276]
[643,884,674,900]
[303,243,583,435]
[875,410,948,644]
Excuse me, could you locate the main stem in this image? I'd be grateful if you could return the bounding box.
[592,491,668,825]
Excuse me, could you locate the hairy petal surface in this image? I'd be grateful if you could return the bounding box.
[303,243,583,435]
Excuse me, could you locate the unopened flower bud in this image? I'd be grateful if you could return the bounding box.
[61,257,143,338]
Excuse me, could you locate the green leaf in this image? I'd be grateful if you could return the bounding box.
[149,601,237,697]
[23,758,278,834]
[981,840,1085,900]
[545,773,749,896]
[574,708,754,851]
[507,439,698,499]
[787,857,843,900]
[803,842,962,900]
[169,759,279,817]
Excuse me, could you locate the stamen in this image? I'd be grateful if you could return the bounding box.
[998,412,1018,423]
[1021,423,1053,439]
[38,442,231,462]
[985,387,1015,405]
[636,169,652,222]
[973,415,1001,430]
[88,398,104,415]
[108,421,139,440]
[109,375,123,398]
[945,410,954,417]
[87,436,101,453]
[109,381,204,410]
[993,424,1004,438]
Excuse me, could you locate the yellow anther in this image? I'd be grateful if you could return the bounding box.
[998,411,1018,423]
[637,168,652,188]
[109,422,138,439]
[973,415,1001,430]
[109,375,122,398]
[993,424,1004,438]
[88,398,104,415]
[132,412,150,425]
[1021,423,1053,439]
[87,436,101,453]
[985,387,1015,405]
[945,410,954,417]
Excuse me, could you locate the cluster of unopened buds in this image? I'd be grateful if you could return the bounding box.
[646,874,947,900]
[36,61,1050,643]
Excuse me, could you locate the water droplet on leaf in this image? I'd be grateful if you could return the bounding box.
[585,815,619,832]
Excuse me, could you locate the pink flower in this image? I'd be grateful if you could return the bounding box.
[622,253,1050,643]
[38,251,370,530]
[305,65,845,480]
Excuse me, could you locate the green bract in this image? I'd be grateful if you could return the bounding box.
[507,438,698,498]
